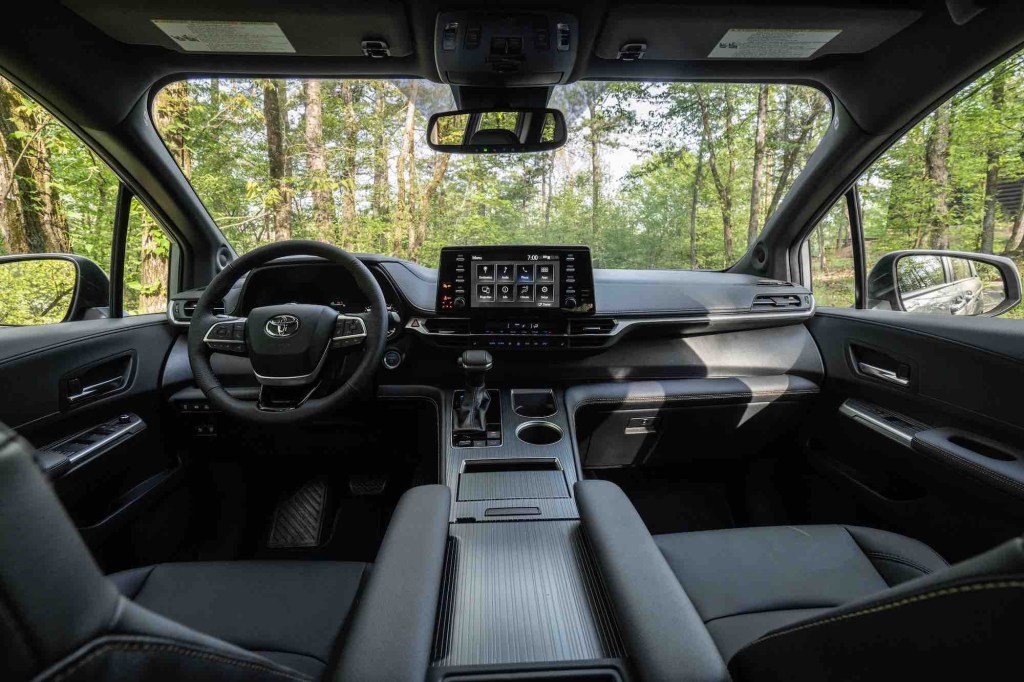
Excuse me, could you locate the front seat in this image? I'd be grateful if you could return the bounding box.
[577,479,1024,681]
[0,422,450,681]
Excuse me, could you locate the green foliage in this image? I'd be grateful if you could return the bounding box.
[0,259,75,325]
[155,78,831,270]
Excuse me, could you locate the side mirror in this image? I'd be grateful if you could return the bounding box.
[427,107,567,154]
[867,250,1021,317]
[0,254,109,326]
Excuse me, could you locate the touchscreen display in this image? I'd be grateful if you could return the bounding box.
[471,255,559,309]
[436,245,593,315]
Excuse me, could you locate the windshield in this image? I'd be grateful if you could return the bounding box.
[154,79,830,270]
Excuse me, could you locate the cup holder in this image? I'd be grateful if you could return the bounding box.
[512,389,557,418]
[516,421,563,446]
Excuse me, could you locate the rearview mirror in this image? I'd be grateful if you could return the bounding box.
[867,250,1021,317]
[0,254,109,326]
[427,108,567,154]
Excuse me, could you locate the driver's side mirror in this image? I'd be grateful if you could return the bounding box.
[0,254,109,326]
[867,250,1021,317]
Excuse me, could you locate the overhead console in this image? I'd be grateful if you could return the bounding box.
[434,11,578,86]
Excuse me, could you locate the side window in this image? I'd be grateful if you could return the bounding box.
[0,76,171,324]
[806,199,855,308]
[0,76,117,324]
[896,255,946,294]
[857,50,1024,318]
[123,198,171,315]
[951,257,973,282]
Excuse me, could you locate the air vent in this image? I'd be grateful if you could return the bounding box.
[757,279,794,287]
[752,294,804,310]
[424,318,470,335]
[181,301,225,318]
[568,318,617,335]
[170,299,225,325]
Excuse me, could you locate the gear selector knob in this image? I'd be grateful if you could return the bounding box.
[458,350,493,388]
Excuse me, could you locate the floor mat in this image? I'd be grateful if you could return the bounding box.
[267,477,329,549]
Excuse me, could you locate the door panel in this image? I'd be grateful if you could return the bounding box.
[0,315,180,567]
[805,308,1024,560]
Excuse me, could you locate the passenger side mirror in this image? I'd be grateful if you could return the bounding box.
[0,254,109,326]
[427,107,567,153]
[867,250,1021,317]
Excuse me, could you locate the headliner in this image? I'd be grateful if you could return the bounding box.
[2,1,1023,139]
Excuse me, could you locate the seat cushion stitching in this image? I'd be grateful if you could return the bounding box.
[864,551,936,576]
[254,649,328,665]
[128,565,158,600]
[841,526,889,586]
[42,640,311,682]
[735,580,1024,658]
[702,604,840,625]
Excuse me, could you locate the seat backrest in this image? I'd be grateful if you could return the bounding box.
[0,423,313,682]
[728,532,1024,681]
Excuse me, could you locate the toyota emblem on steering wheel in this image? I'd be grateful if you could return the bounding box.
[265,314,300,338]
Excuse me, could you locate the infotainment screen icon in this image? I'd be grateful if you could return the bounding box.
[435,246,595,315]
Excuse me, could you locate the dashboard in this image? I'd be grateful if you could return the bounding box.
[168,245,816,352]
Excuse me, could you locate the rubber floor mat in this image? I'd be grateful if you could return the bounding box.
[267,478,328,549]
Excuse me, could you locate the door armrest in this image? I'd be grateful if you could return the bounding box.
[912,427,1024,501]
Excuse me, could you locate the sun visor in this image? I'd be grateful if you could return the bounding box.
[594,4,922,61]
[62,0,413,57]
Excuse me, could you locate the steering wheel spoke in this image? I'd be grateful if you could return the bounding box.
[202,317,249,355]
[331,313,368,350]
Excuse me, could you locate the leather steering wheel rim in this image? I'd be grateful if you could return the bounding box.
[187,240,388,424]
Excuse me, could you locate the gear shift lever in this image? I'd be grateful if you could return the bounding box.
[454,350,493,434]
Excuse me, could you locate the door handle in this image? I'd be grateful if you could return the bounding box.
[67,377,125,404]
[858,362,910,387]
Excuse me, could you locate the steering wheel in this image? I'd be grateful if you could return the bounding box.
[187,240,388,424]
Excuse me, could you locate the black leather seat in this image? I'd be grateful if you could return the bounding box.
[653,524,949,661]
[108,561,367,677]
[0,422,451,682]
[577,479,1024,682]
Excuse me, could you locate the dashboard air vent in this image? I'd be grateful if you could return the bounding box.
[568,318,617,335]
[752,294,804,310]
[757,279,794,287]
[181,300,225,318]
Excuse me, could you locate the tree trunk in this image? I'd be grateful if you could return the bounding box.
[371,85,391,221]
[817,218,827,272]
[588,101,600,236]
[688,138,705,269]
[411,153,450,259]
[339,82,358,249]
[747,84,769,247]
[694,86,734,264]
[0,88,27,253]
[303,80,334,242]
[766,97,826,220]
[980,75,1006,254]
[0,79,69,254]
[924,102,953,250]
[396,82,419,256]
[263,79,291,241]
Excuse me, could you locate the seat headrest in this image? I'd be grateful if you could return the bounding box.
[468,128,520,145]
